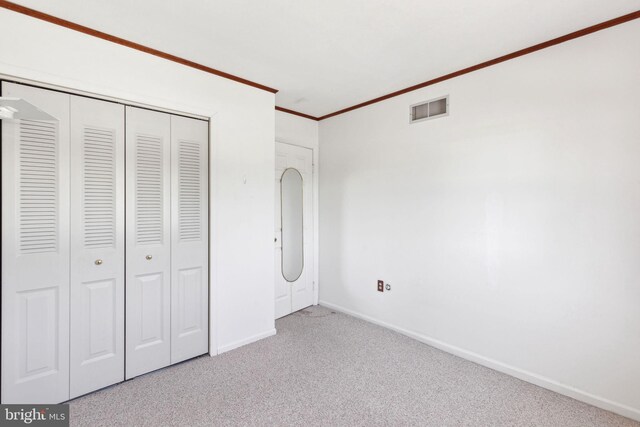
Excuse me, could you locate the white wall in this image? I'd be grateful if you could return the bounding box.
[276,111,319,150]
[0,10,276,354]
[319,20,640,420]
[276,111,320,303]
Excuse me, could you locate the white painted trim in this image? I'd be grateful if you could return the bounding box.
[216,328,277,355]
[312,149,319,306]
[208,114,220,357]
[319,300,640,422]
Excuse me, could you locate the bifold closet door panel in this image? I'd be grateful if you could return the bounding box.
[170,115,209,363]
[125,106,172,379]
[1,82,70,403]
[69,96,125,398]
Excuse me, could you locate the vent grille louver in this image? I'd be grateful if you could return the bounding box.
[18,120,59,254]
[83,127,117,249]
[135,134,164,245]
[178,140,201,242]
[410,96,449,123]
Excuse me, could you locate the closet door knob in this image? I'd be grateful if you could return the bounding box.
[95,259,103,265]
[145,255,153,260]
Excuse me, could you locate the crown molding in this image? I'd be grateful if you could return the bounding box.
[2,1,637,121]
[318,10,640,120]
[0,0,278,94]
[275,106,319,121]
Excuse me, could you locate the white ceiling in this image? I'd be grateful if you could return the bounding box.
[11,0,640,117]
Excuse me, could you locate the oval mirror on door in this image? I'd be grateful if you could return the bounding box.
[281,168,304,282]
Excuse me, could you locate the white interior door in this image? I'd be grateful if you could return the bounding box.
[1,82,70,403]
[170,115,209,363]
[69,95,125,398]
[125,106,172,379]
[275,142,314,319]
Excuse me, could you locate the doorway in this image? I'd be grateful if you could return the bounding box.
[275,142,314,319]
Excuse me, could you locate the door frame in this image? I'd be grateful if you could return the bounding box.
[275,140,319,309]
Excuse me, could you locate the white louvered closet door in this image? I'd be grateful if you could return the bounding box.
[125,106,172,379]
[1,82,70,403]
[170,115,209,363]
[69,96,125,398]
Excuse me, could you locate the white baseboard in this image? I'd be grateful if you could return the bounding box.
[319,300,640,422]
[217,328,277,354]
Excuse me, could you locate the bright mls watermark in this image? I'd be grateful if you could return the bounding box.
[0,405,69,426]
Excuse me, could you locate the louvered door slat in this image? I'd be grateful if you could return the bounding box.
[178,141,202,241]
[83,127,116,249]
[135,134,164,245]
[18,120,58,254]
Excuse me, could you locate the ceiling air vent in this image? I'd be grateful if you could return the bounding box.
[410,95,449,123]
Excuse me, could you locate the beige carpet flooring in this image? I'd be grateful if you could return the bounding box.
[69,305,638,426]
